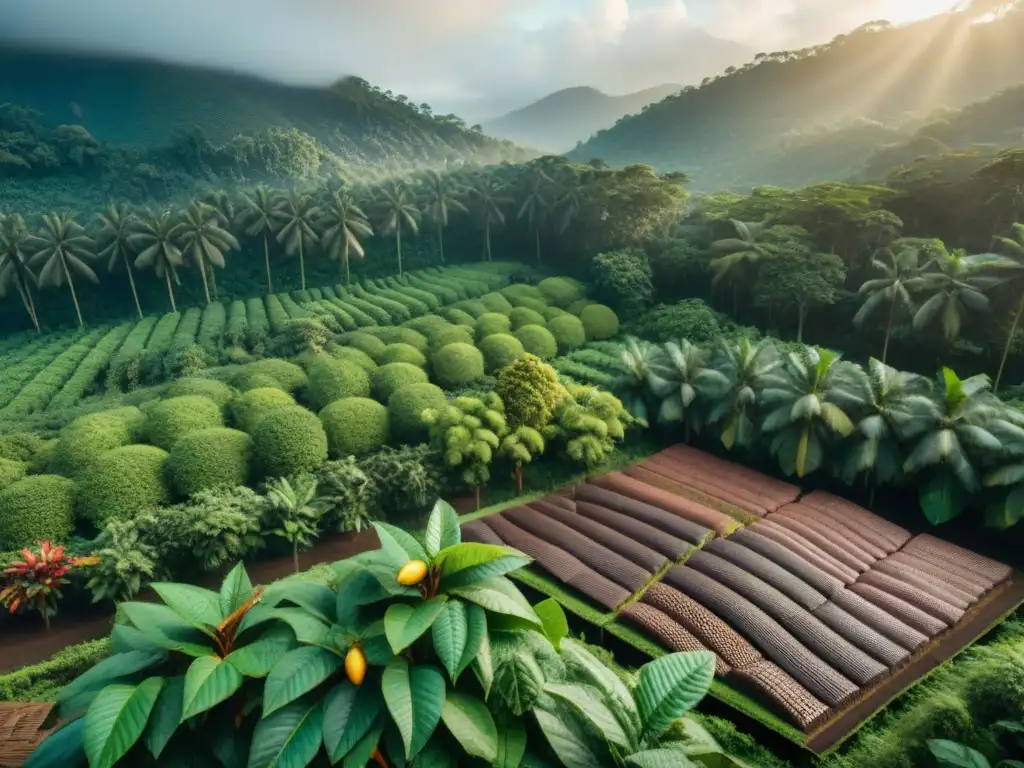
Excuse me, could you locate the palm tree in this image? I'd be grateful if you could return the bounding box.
[375,181,420,275]
[319,190,373,284]
[553,180,582,235]
[130,210,184,312]
[842,359,937,504]
[903,368,1011,524]
[0,214,40,332]
[419,170,466,265]
[171,201,239,305]
[991,223,1024,390]
[616,337,665,427]
[202,189,235,228]
[272,190,321,291]
[265,475,326,573]
[854,241,926,364]
[518,167,553,264]
[760,346,868,478]
[27,213,98,328]
[707,338,781,450]
[646,338,729,442]
[237,186,282,295]
[96,203,143,319]
[982,417,1024,528]
[467,174,511,262]
[710,219,771,314]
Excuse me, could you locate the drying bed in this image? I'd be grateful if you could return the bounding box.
[461,445,1023,753]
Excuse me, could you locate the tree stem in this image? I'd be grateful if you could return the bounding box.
[165,270,178,313]
[124,253,143,319]
[396,228,403,276]
[797,303,806,343]
[995,294,1024,391]
[62,256,85,328]
[264,233,274,294]
[882,288,898,365]
[299,241,306,291]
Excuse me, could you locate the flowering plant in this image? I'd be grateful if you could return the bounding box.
[1,541,96,628]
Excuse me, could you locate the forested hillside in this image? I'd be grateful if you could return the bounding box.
[569,4,1024,190]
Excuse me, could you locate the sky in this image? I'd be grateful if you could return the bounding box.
[0,0,958,118]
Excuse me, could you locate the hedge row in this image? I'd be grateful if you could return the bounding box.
[196,302,227,352]
[47,323,134,412]
[0,332,80,409]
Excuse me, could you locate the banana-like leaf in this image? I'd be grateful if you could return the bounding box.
[263,646,343,716]
[247,699,324,768]
[635,652,715,740]
[83,678,164,768]
[382,657,446,759]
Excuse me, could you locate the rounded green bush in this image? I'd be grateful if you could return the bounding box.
[514,325,559,360]
[0,475,75,549]
[509,306,546,330]
[440,308,476,326]
[478,334,525,374]
[500,284,545,306]
[403,315,450,337]
[329,345,378,372]
[341,331,387,361]
[378,343,428,368]
[231,371,285,392]
[480,292,515,314]
[77,446,171,525]
[0,432,45,463]
[387,383,447,444]
[567,299,597,316]
[166,428,253,498]
[144,396,224,450]
[548,315,587,354]
[432,343,486,389]
[0,458,27,493]
[371,363,430,402]
[538,277,586,308]
[252,406,329,478]
[475,313,512,341]
[229,388,297,434]
[428,324,474,352]
[320,398,390,458]
[165,377,234,408]
[308,355,372,410]
[240,359,308,393]
[375,326,429,353]
[580,304,620,340]
[514,296,549,315]
[453,300,489,318]
[543,306,569,321]
[52,407,146,477]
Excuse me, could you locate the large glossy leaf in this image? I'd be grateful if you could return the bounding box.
[144,675,184,759]
[226,625,298,678]
[411,736,458,768]
[626,747,700,768]
[262,580,336,623]
[458,604,488,680]
[342,722,384,768]
[533,706,606,768]
[247,700,324,768]
[471,620,494,699]
[431,600,468,681]
[494,709,527,768]
[441,692,498,762]
[181,656,244,720]
[374,522,428,564]
[57,650,166,707]
[334,564,390,624]
[436,544,532,591]
[559,639,634,715]
[322,682,384,764]
[382,657,446,759]
[263,646,342,716]
[152,583,224,629]
[534,599,568,649]
[926,739,990,768]
[109,625,163,655]
[83,678,164,768]
[543,683,630,748]
[636,652,715,740]
[920,473,965,525]
[450,578,540,624]
[985,484,1024,530]
[424,500,461,558]
[239,606,330,646]
[385,597,448,653]
[219,563,254,618]
[23,718,86,768]
[492,653,544,717]
[118,603,212,657]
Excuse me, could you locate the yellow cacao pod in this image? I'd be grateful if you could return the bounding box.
[345,645,367,686]
[397,559,428,586]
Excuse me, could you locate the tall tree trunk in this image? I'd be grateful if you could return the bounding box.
[298,241,306,291]
[123,253,143,319]
[263,233,274,294]
[732,284,738,316]
[197,254,212,305]
[515,465,523,493]
[16,279,40,332]
[797,302,806,343]
[25,281,39,331]
[484,219,492,262]
[343,238,351,285]
[208,262,218,301]
[396,228,403,276]
[293,543,299,574]
[62,257,85,328]
[535,228,541,264]
[437,225,445,265]
[474,484,481,510]
[996,294,1024,391]
[165,270,178,313]
[882,288,898,365]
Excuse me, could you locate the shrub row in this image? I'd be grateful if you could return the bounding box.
[47,323,134,412]
[196,302,227,352]
[245,297,270,338]
[167,307,202,357]
[265,295,289,332]
[0,332,80,409]
[224,300,248,347]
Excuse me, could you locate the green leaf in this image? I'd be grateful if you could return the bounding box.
[985,485,1024,530]
[382,657,446,759]
[493,653,544,717]
[110,625,163,655]
[334,565,390,623]
[117,603,212,657]
[239,606,330,646]
[543,682,630,748]
[471,619,494,699]
[374,522,428,564]
[435,543,532,591]
[342,722,384,768]
[494,709,527,768]
[219,563,254,618]
[412,736,458,768]
[322,683,384,764]
[626,747,699,768]
[226,625,297,678]
[263,646,342,716]
[425,500,461,559]
[440,692,498,762]
[23,718,86,768]
[636,652,715,740]
[533,707,606,768]
[57,650,166,707]
[385,597,449,653]
[83,678,164,768]
[262,579,336,623]
[431,600,468,681]
[247,700,324,768]
[151,583,224,629]
[927,740,991,768]
[144,676,184,759]
[361,619,395,666]
[920,473,966,525]
[450,578,540,624]
[534,599,568,648]
[457,604,488,679]
[181,656,244,720]
[559,639,635,715]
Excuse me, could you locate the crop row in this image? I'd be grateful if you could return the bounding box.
[0,332,81,409]
[196,302,227,353]
[46,323,135,411]
[167,308,202,358]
